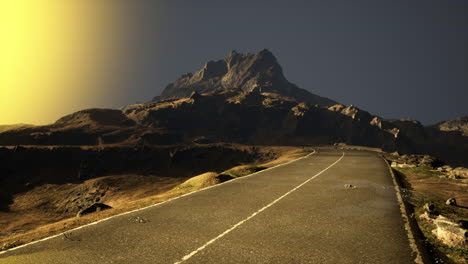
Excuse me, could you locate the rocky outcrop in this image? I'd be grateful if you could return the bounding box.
[388,153,444,169]
[157,49,337,107]
[431,116,468,136]
[1,50,467,167]
[448,167,468,179]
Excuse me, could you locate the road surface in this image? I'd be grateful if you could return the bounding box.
[0,149,419,263]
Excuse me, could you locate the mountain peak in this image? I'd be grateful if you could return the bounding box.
[157,50,337,106]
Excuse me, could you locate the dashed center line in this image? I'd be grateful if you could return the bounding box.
[174,151,345,264]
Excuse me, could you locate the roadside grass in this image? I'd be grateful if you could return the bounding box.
[396,166,445,178]
[220,165,267,179]
[394,167,468,264]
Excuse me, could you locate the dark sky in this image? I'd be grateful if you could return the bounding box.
[112,0,467,125]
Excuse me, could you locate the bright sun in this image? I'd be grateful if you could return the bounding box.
[0,1,124,125]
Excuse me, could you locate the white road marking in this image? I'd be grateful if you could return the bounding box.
[174,151,345,264]
[0,150,317,255]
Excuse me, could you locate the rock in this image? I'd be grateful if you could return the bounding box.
[448,167,468,179]
[1,240,19,251]
[423,203,435,213]
[447,174,460,180]
[419,212,435,223]
[397,163,416,168]
[189,91,201,101]
[328,104,346,112]
[344,184,357,189]
[446,198,457,206]
[129,216,149,224]
[76,203,112,217]
[370,116,382,128]
[441,165,453,172]
[341,105,361,120]
[432,215,467,249]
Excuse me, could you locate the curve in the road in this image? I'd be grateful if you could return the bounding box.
[175,151,345,264]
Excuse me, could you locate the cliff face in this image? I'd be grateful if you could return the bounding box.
[157,49,337,107]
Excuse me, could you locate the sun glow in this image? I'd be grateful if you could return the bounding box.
[0,1,126,125]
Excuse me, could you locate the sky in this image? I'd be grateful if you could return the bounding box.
[1,0,467,125]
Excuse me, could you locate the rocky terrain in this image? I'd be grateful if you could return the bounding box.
[0,50,466,262]
[431,116,468,136]
[156,49,337,107]
[387,152,468,263]
[1,91,466,167]
[1,50,466,168]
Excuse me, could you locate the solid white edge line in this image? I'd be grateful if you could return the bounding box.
[174,150,345,264]
[382,157,424,264]
[0,149,317,255]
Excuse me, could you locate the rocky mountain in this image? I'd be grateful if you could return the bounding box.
[0,50,467,166]
[155,49,337,107]
[431,116,468,136]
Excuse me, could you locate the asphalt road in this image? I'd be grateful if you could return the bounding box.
[0,149,418,264]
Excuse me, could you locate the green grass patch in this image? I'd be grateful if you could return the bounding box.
[395,165,445,177]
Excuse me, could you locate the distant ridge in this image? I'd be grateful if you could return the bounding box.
[155,49,337,107]
[430,116,468,136]
[0,123,34,133]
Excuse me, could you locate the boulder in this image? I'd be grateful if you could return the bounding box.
[419,212,435,223]
[448,167,468,179]
[446,198,457,206]
[432,215,467,249]
[423,203,435,213]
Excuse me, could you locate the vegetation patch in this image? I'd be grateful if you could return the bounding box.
[220,165,267,179]
[397,166,445,178]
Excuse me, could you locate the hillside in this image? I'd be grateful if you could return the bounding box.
[0,124,34,133]
[1,88,467,167]
[0,50,466,167]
